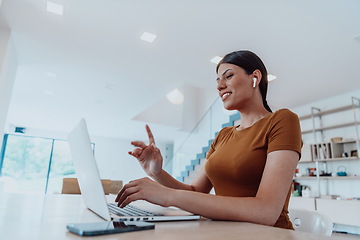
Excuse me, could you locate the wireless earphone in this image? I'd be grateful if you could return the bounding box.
[252,78,257,88]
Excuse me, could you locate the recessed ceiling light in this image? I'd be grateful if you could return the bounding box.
[268,74,277,82]
[166,88,184,105]
[210,56,222,64]
[140,32,157,43]
[46,1,64,16]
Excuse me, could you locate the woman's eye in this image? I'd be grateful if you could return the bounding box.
[226,74,233,80]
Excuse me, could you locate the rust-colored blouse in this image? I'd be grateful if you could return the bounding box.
[205,109,302,229]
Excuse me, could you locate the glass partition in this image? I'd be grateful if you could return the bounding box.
[170,97,239,178]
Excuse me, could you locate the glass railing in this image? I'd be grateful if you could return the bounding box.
[167,97,239,178]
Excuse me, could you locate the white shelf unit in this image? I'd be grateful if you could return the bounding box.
[297,96,360,198]
[311,139,359,161]
[292,97,360,231]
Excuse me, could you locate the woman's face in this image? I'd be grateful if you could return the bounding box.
[216,63,254,110]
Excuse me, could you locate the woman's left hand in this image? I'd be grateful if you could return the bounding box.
[115,177,174,208]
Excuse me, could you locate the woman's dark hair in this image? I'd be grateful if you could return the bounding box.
[216,50,272,113]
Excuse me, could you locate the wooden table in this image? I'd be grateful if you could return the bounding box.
[0,193,343,240]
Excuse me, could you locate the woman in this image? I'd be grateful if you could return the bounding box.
[115,50,302,229]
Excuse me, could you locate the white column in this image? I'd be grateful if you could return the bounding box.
[0,28,17,151]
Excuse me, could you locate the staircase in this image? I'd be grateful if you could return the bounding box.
[177,112,241,183]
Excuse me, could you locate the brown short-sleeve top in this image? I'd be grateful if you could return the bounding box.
[205,109,302,229]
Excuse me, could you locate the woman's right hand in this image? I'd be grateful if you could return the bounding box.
[128,125,163,177]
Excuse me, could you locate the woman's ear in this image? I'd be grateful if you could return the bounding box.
[252,69,262,82]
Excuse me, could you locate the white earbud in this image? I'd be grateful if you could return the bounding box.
[252,78,257,88]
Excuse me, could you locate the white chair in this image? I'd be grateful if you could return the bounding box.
[289,209,333,236]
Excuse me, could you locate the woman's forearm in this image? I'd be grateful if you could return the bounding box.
[168,189,280,226]
[151,169,195,191]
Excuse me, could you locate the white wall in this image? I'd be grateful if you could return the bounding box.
[0,29,17,151]
[92,135,168,185]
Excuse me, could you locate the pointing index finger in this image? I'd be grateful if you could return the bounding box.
[145,124,156,145]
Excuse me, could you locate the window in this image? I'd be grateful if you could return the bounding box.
[0,134,77,193]
[46,139,76,193]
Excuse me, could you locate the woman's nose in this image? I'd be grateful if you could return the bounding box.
[217,79,226,91]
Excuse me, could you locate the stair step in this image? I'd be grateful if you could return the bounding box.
[183,160,207,184]
[194,164,202,172]
[186,165,194,171]
[202,146,210,155]
[177,110,241,183]
[222,122,232,128]
[176,176,184,182]
[196,152,206,160]
[189,170,198,179]
[191,159,200,166]
[186,158,206,173]
[184,171,200,184]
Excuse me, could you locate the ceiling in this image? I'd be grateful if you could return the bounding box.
[1,0,360,143]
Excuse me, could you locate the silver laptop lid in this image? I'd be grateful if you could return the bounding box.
[68,118,111,221]
[68,119,200,222]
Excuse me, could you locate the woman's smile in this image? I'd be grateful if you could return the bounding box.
[221,92,232,101]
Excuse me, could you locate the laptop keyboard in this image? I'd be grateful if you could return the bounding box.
[108,203,162,216]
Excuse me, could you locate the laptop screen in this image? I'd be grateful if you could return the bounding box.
[68,119,111,221]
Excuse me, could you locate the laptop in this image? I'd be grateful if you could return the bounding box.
[68,118,200,222]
